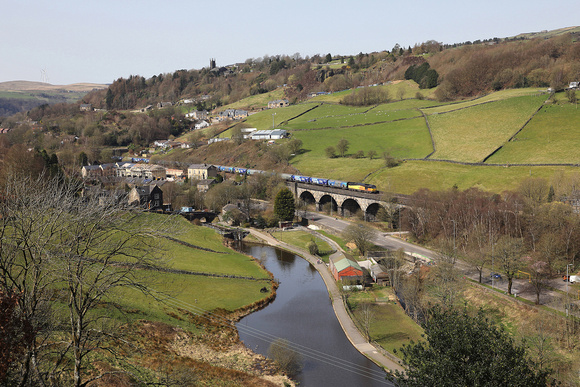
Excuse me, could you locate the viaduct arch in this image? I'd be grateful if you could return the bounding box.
[288,182,387,221]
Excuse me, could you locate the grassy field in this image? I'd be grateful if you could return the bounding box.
[422,88,547,115]
[307,81,438,104]
[202,85,579,194]
[221,88,286,111]
[290,117,433,179]
[487,97,580,164]
[218,104,317,137]
[270,230,334,261]
[366,161,580,194]
[286,105,421,130]
[347,287,424,354]
[426,94,547,162]
[98,214,274,331]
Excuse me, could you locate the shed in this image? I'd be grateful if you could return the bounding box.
[329,256,363,282]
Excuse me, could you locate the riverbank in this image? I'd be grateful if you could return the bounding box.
[246,228,404,373]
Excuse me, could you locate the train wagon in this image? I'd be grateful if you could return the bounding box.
[292,175,311,183]
[328,179,348,189]
[310,177,329,186]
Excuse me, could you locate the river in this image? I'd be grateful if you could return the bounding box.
[236,243,393,387]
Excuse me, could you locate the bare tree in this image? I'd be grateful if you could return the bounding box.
[358,302,375,341]
[268,338,303,377]
[495,235,525,295]
[336,138,349,157]
[343,222,375,257]
[0,173,167,386]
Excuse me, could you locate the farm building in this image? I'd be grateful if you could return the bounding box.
[329,256,363,282]
[249,129,288,140]
[268,99,289,109]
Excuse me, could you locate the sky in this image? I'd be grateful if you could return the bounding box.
[1,0,579,85]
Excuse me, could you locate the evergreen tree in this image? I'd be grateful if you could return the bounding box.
[274,188,295,221]
[388,306,552,387]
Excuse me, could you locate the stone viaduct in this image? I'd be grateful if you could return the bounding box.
[286,182,388,220]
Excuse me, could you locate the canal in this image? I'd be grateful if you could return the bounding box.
[236,243,393,387]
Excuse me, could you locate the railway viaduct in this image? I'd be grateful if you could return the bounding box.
[286,182,390,220]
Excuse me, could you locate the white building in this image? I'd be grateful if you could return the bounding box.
[249,129,288,140]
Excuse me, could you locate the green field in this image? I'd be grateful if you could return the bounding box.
[290,118,433,180]
[487,99,580,164]
[271,230,334,261]
[208,86,580,193]
[348,288,424,354]
[221,88,286,111]
[426,94,547,162]
[367,161,580,194]
[102,214,273,329]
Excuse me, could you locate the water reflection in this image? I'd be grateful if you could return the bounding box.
[236,244,392,387]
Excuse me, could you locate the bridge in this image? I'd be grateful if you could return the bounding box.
[286,182,389,220]
[179,210,218,223]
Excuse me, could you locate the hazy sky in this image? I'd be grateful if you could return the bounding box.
[1,0,578,85]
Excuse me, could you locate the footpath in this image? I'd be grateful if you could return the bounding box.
[247,228,404,373]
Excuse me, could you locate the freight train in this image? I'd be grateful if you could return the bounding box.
[215,166,378,194]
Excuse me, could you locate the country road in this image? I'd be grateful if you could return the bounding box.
[303,211,580,313]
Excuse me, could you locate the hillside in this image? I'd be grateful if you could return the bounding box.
[1,26,579,195]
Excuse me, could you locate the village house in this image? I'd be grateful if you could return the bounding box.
[81,163,116,179]
[79,104,92,112]
[185,110,208,120]
[197,179,217,192]
[215,109,249,122]
[126,163,166,180]
[268,99,289,109]
[128,184,164,210]
[187,164,217,180]
[166,168,186,180]
[194,120,210,130]
[153,139,181,150]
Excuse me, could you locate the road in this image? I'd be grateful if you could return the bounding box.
[303,211,579,312]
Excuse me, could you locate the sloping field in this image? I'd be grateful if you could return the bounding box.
[286,105,420,130]
[367,161,579,195]
[487,99,580,164]
[291,117,432,179]
[221,88,286,111]
[422,88,546,114]
[426,94,547,162]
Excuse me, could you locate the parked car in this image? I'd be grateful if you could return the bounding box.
[490,273,502,280]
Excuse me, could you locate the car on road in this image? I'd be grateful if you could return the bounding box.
[562,275,579,283]
[490,273,502,280]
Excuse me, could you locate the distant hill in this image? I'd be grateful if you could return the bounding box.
[510,26,580,40]
[0,81,107,116]
[0,81,107,92]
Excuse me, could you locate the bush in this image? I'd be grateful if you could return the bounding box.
[307,240,319,256]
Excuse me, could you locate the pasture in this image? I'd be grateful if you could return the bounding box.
[97,214,273,330]
[270,230,334,261]
[367,161,580,194]
[221,88,286,111]
[426,94,547,162]
[487,99,580,164]
[290,117,433,180]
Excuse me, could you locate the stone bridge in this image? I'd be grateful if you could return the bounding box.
[286,182,388,220]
